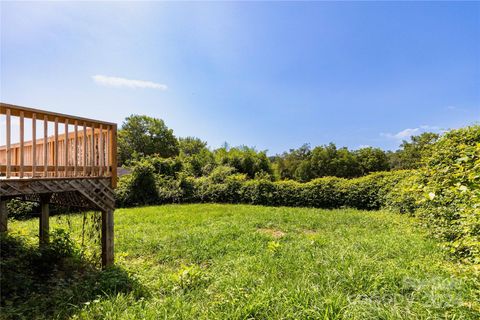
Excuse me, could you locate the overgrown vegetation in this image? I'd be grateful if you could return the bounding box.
[0,230,144,319]
[5,205,479,319]
[115,125,480,263]
[117,167,410,210]
[386,126,480,263]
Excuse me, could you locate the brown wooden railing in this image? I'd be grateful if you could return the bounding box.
[0,103,117,187]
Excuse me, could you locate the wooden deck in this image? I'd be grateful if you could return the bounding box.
[0,102,117,267]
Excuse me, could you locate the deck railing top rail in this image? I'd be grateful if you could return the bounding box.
[0,102,116,128]
[0,102,117,187]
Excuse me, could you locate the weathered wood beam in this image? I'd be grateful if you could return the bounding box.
[0,200,7,232]
[101,209,114,267]
[39,194,51,245]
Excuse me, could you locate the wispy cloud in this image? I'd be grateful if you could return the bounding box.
[92,75,168,90]
[381,125,444,141]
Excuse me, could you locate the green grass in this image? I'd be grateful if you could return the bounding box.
[5,204,480,319]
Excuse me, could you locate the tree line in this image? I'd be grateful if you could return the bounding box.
[118,114,440,181]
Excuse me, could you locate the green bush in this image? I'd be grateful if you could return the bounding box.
[116,160,158,207]
[116,166,407,210]
[384,172,422,214]
[302,177,345,208]
[416,125,480,263]
[6,199,39,219]
[343,170,411,210]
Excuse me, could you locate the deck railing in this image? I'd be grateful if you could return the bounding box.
[0,103,117,187]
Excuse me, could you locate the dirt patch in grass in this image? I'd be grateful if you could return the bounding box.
[302,229,317,235]
[257,228,286,238]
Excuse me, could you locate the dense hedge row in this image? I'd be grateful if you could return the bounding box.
[116,167,411,211]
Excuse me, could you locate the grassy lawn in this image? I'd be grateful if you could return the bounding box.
[5,204,480,319]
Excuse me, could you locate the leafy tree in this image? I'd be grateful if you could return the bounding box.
[214,146,273,179]
[118,115,179,165]
[309,143,361,179]
[389,132,440,169]
[178,137,208,157]
[182,148,216,177]
[273,144,311,180]
[355,147,389,174]
[294,160,313,182]
[331,147,362,178]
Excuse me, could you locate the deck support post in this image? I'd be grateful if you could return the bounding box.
[0,199,8,233]
[40,194,51,246]
[101,209,114,267]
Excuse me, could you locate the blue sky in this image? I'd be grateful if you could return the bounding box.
[1,1,479,154]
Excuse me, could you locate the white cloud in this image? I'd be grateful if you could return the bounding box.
[92,75,167,90]
[382,125,445,141]
[382,128,420,140]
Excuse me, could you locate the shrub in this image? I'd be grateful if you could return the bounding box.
[342,170,411,210]
[116,160,158,207]
[116,166,407,211]
[208,165,237,184]
[415,125,480,263]
[240,179,277,205]
[303,177,345,208]
[384,172,422,214]
[6,199,38,219]
[143,155,183,178]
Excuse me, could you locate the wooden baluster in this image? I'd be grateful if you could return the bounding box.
[91,125,95,176]
[54,117,58,177]
[64,120,69,177]
[6,108,11,178]
[83,123,87,176]
[32,113,36,177]
[106,127,110,175]
[99,124,104,176]
[19,111,24,178]
[110,125,117,187]
[74,120,78,176]
[44,116,48,177]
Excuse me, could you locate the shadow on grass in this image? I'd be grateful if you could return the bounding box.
[0,231,148,320]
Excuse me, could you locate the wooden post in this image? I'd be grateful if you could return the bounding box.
[101,209,114,267]
[39,194,51,245]
[0,199,7,233]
